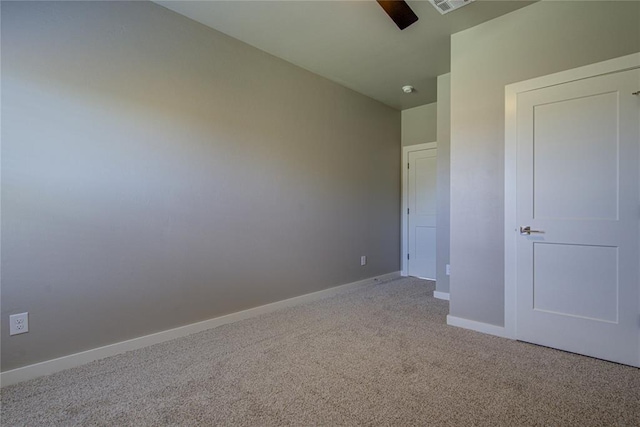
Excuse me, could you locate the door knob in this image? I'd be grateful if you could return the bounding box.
[520,226,544,235]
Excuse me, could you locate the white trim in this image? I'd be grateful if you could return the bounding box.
[504,53,640,341]
[433,291,450,301]
[401,142,437,277]
[446,315,508,338]
[1,271,400,387]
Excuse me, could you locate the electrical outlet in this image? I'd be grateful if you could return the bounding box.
[446,264,451,276]
[9,312,29,336]
[360,255,367,266]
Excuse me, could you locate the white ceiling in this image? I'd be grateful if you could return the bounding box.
[156,0,534,110]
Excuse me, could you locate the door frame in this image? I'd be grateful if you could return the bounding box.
[401,142,437,277]
[504,52,640,340]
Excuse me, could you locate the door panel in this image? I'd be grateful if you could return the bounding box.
[533,92,619,221]
[408,148,436,279]
[414,226,437,279]
[415,156,437,216]
[515,68,639,366]
[532,243,618,323]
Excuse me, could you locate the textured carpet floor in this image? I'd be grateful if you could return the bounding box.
[1,277,639,426]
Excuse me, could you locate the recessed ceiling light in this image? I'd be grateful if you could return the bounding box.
[402,85,415,94]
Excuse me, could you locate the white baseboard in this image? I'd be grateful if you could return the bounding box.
[1,271,400,387]
[433,291,450,301]
[446,315,509,339]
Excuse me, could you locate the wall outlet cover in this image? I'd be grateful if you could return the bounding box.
[446,264,451,276]
[360,256,367,266]
[10,312,29,336]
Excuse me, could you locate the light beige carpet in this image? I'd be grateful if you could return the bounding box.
[1,277,639,426]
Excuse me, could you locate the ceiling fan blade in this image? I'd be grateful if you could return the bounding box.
[376,0,419,30]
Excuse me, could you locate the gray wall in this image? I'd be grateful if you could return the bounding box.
[401,103,437,146]
[449,1,640,325]
[435,74,450,294]
[1,1,400,371]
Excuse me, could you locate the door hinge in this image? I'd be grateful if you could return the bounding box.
[407,163,410,169]
[407,253,410,260]
[407,208,409,215]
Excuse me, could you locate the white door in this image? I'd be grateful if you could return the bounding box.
[515,68,640,366]
[408,148,437,279]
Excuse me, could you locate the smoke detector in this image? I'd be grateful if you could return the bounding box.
[429,0,475,15]
[402,85,415,94]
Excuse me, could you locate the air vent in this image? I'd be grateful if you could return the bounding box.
[429,0,475,15]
